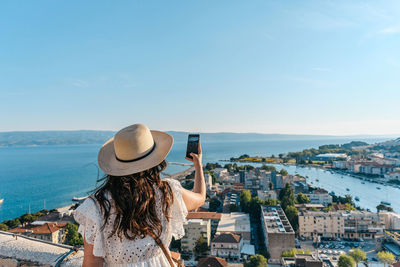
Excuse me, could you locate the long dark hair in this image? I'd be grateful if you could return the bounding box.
[92,160,173,240]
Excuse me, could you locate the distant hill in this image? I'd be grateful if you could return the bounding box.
[0,130,396,147]
[0,130,115,147]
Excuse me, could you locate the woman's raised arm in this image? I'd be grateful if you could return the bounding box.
[181,141,206,211]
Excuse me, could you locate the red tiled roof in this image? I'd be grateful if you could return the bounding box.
[9,222,67,234]
[212,233,241,243]
[198,257,227,267]
[187,212,222,220]
[313,189,328,194]
[330,204,347,211]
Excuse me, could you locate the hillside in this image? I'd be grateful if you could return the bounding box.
[0,130,396,147]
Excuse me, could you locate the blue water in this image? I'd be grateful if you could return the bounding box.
[0,137,395,221]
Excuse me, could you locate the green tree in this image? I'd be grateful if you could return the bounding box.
[338,255,355,267]
[240,190,252,212]
[65,222,84,246]
[377,251,395,267]
[284,205,299,231]
[344,195,354,205]
[249,197,263,219]
[279,169,288,176]
[20,213,38,225]
[229,204,239,212]
[259,249,270,260]
[296,193,310,204]
[244,254,267,267]
[260,165,276,172]
[209,198,221,212]
[279,183,295,210]
[282,248,297,257]
[4,219,20,229]
[349,248,366,265]
[264,198,278,206]
[194,236,208,257]
[376,204,393,212]
[0,223,8,231]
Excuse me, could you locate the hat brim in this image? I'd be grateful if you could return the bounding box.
[98,130,173,176]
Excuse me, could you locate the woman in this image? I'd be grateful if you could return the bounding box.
[74,123,206,266]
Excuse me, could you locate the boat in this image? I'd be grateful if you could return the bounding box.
[72,196,88,201]
[355,197,360,201]
[0,199,3,204]
[361,182,365,184]
[316,179,319,182]
[376,187,381,190]
[381,201,391,206]
[346,188,350,191]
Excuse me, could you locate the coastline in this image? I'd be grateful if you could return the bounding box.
[230,159,400,189]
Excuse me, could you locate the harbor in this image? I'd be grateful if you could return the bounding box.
[271,163,399,212]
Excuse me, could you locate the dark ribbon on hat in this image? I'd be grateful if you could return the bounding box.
[115,143,156,163]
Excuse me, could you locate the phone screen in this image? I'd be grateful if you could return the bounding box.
[186,134,200,159]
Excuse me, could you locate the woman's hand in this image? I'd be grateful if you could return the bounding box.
[185,141,202,168]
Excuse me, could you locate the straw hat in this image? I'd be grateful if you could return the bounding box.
[98,124,173,176]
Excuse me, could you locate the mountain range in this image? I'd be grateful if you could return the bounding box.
[0,130,398,147]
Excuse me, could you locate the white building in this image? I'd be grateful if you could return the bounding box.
[384,170,400,181]
[257,190,278,201]
[306,189,332,206]
[214,168,229,179]
[216,213,251,244]
[333,161,347,169]
[205,173,213,191]
[380,212,400,230]
[211,233,243,261]
[181,219,211,253]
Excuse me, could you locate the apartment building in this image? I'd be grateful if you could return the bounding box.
[181,219,211,254]
[306,189,332,206]
[299,210,385,240]
[343,211,385,239]
[186,212,222,238]
[216,213,251,244]
[211,233,243,261]
[257,190,278,201]
[380,212,400,230]
[261,206,295,260]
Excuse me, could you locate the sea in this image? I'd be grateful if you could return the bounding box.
[0,137,398,221]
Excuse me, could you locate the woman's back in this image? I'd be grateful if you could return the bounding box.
[74,178,187,266]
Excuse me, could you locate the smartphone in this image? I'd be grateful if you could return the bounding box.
[186,134,200,159]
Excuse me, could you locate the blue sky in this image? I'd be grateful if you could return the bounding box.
[1,1,399,135]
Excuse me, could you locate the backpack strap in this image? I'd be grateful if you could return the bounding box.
[149,231,181,267]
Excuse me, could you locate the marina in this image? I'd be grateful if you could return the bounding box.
[270,164,400,212]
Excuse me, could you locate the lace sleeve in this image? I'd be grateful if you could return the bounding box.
[73,197,105,257]
[164,178,188,240]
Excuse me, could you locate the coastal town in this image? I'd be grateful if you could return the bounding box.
[1,139,400,267]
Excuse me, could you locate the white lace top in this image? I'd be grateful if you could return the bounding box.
[73,178,188,267]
